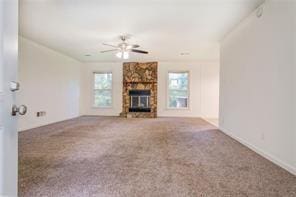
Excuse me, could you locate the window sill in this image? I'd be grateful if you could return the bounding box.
[92,106,113,109]
[166,107,190,110]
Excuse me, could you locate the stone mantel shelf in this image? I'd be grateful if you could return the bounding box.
[123,81,157,84]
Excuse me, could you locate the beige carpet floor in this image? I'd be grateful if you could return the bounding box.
[19,116,296,197]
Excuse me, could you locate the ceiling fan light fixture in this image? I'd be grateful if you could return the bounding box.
[101,35,148,59]
[123,51,129,59]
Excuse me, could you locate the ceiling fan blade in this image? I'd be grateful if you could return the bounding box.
[126,44,140,50]
[102,43,118,48]
[131,49,149,54]
[131,44,140,48]
[100,49,119,53]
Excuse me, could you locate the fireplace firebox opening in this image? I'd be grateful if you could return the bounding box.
[129,90,151,112]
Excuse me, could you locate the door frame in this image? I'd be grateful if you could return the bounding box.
[0,0,19,196]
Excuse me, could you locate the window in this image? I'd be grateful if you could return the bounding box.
[93,72,112,107]
[168,72,189,109]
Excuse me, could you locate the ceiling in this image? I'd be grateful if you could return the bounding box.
[20,0,264,62]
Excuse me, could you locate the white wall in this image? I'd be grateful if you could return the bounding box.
[18,37,81,131]
[220,0,296,174]
[80,61,219,118]
[201,62,220,119]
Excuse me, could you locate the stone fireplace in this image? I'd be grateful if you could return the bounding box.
[120,62,157,118]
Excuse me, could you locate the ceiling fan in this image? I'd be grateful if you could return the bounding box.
[100,35,149,59]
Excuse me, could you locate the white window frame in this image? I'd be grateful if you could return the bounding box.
[92,71,113,108]
[167,71,190,110]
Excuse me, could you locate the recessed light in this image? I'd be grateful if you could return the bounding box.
[180,52,190,56]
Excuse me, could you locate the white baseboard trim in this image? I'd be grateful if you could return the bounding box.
[219,127,296,176]
[202,117,219,127]
[81,114,120,117]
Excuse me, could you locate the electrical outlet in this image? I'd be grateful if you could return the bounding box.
[37,111,46,117]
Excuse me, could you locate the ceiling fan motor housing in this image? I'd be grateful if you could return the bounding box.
[100,34,149,57]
